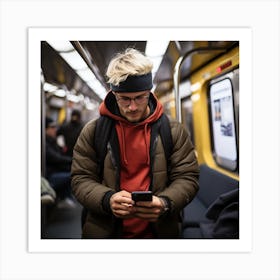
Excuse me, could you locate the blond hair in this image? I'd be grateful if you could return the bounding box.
[106,48,153,86]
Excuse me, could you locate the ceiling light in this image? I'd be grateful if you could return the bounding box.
[43,82,58,92]
[59,51,88,71]
[87,79,107,99]
[77,68,95,82]
[47,40,107,100]
[47,41,74,52]
[67,94,80,103]
[145,41,169,57]
[145,41,169,77]
[53,89,66,98]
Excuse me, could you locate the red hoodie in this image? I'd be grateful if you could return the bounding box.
[99,92,163,238]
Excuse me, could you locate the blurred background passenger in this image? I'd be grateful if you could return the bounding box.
[45,117,76,208]
[41,176,56,205]
[57,109,84,157]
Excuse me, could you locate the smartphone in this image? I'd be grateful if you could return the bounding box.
[131,191,152,202]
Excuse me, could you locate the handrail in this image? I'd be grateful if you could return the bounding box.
[173,46,228,123]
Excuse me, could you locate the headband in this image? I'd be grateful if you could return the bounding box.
[110,73,153,92]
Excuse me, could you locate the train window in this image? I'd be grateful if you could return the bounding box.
[209,76,238,171]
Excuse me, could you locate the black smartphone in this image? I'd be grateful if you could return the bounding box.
[131,191,152,202]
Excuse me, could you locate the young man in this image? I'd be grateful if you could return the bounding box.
[71,48,199,238]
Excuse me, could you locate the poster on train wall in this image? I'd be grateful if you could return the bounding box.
[210,78,237,161]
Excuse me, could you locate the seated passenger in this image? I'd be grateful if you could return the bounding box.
[57,109,84,157]
[45,117,76,208]
[41,176,56,205]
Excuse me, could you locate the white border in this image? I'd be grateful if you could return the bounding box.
[28,27,252,253]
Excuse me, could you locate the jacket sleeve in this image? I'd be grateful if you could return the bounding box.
[156,120,199,214]
[71,119,115,215]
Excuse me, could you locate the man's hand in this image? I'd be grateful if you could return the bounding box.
[110,190,135,219]
[132,196,166,222]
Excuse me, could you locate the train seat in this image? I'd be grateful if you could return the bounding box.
[182,164,239,238]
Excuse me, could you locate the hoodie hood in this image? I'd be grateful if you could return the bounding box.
[99,91,163,124]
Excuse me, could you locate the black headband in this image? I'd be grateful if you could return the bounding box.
[110,73,153,92]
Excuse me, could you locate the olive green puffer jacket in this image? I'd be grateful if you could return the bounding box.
[71,118,199,238]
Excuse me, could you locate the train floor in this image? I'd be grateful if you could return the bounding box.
[41,199,83,239]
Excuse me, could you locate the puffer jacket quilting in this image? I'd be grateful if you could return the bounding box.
[71,117,199,238]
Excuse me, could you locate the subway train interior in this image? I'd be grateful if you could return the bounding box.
[41,40,239,239]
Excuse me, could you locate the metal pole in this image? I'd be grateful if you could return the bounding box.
[173,56,184,123]
[173,46,228,123]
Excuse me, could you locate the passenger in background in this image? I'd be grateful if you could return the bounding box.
[41,176,56,205]
[45,117,76,208]
[57,109,84,157]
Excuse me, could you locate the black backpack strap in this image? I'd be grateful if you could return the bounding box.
[82,116,115,228]
[94,115,115,181]
[159,114,173,178]
[150,113,173,185]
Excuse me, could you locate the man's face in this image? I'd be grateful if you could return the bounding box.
[114,91,150,123]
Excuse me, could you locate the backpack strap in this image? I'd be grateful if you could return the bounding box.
[82,116,114,228]
[150,113,173,185]
[94,115,115,181]
[158,114,173,179]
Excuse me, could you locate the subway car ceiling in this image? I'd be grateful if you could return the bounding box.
[41,41,238,103]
